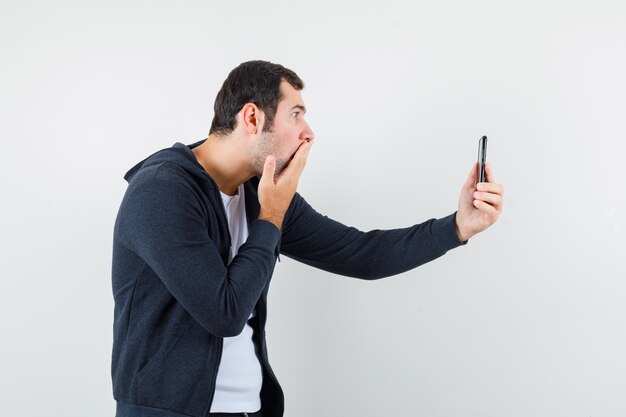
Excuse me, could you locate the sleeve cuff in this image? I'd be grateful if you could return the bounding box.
[430,211,468,254]
[247,218,282,251]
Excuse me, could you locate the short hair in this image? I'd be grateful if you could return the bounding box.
[209,60,305,136]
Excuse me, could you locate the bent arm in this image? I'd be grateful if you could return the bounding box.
[115,178,280,337]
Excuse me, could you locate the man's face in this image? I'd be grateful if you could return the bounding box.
[252,81,315,177]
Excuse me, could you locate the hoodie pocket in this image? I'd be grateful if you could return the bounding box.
[134,319,216,417]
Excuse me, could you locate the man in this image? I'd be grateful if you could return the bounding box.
[111,60,504,417]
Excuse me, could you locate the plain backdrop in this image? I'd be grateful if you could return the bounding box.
[1,1,625,416]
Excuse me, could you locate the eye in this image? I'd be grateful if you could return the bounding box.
[291,111,300,119]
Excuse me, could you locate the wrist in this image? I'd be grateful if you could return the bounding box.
[259,212,284,230]
[455,213,471,242]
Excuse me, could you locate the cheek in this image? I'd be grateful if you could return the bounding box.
[275,131,294,151]
[287,127,301,143]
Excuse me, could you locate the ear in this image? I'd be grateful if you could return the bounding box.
[240,103,264,135]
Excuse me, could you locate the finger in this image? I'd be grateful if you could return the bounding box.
[476,181,504,196]
[473,198,498,216]
[473,191,502,209]
[464,162,478,189]
[260,155,276,185]
[485,162,495,183]
[281,140,314,178]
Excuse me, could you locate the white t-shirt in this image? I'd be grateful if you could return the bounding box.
[210,183,263,413]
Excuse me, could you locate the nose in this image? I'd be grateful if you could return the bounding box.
[302,123,315,142]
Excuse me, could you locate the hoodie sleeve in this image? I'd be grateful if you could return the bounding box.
[279,193,467,280]
[115,177,281,337]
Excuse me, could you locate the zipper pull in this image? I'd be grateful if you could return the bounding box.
[275,246,281,262]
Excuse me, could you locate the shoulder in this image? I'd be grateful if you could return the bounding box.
[123,162,208,212]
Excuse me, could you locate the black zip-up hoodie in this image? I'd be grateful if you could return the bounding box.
[111,138,466,417]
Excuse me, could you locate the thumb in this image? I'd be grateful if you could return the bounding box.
[464,162,478,189]
[260,155,276,185]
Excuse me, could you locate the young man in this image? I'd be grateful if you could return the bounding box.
[111,60,504,417]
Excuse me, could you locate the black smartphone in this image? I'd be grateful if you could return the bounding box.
[477,135,488,183]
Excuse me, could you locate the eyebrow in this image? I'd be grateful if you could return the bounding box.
[290,105,307,114]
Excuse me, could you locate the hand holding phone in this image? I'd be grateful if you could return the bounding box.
[455,134,503,241]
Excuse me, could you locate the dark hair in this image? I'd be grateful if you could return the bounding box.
[209,60,304,136]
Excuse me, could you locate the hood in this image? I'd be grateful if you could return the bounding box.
[123,138,211,185]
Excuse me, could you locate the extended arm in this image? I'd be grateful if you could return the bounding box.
[279,193,466,280]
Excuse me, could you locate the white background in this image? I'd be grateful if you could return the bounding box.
[1,1,625,416]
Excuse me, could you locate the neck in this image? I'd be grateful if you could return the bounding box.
[192,134,255,196]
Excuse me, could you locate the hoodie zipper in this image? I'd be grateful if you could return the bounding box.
[202,337,223,417]
[214,188,233,258]
[275,236,282,262]
[202,189,230,417]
